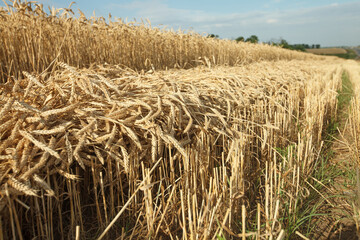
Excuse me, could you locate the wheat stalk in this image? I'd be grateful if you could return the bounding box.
[120,146,129,173]
[19,130,60,159]
[40,103,78,118]
[73,134,87,169]
[31,122,71,135]
[0,97,15,121]
[32,174,55,197]
[76,119,96,137]
[21,136,57,180]
[23,71,45,88]
[7,177,38,197]
[57,169,80,180]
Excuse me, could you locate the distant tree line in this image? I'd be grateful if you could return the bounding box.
[266,39,320,51]
[208,34,321,52]
[208,34,259,43]
[207,34,219,39]
[235,35,258,43]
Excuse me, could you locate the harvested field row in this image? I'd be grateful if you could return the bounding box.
[0,59,344,239]
[346,62,360,232]
[0,1,323,83]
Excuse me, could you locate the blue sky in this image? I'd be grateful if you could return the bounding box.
[5,0,360,46]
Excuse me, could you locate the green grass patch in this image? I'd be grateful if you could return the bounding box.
[332,49,358,59]
[285,70,355,238]
[337,71,354,110]
[321,49,358,59]
[324,71,354,144]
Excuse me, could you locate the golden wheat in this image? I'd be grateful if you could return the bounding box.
[7,177,39,197]
[0,1,323,83]
[1,58,345,239]
[0,1,355,239]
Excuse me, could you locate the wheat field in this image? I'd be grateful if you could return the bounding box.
[0,1,323,83]
[0,1,360,240]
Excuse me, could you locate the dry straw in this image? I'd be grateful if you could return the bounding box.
[0,1,355,239]
[0,57,349,239]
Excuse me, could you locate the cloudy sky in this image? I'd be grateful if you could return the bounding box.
[6,0,360,46]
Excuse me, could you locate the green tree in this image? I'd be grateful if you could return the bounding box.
[245,35,259,43]
[207,34,219,38]
[292,44,306,52]
[267,38,306,52]
[279,39,291,49]
[235,36,245,42]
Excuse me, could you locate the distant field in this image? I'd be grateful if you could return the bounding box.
[307,48,358,59]
[306,48,347,54]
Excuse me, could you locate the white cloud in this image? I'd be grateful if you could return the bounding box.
[107,1,360,46]
[108,0,205,24]
[266,18,278,24]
